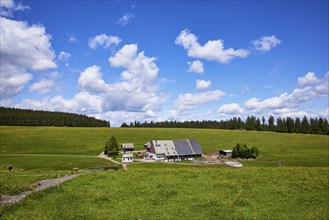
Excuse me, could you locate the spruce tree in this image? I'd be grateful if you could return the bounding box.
[104,136,119,156]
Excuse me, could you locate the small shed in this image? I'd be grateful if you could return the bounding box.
[121,143,134,152]
[219,150,233,157]
[122,154,134,163]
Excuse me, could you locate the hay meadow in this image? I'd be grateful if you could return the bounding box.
[0,126,328,219]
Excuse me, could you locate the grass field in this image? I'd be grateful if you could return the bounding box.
[0,155,117,196]
[0,126,328,219]
[1,166,328,219]
[1,126,328,166]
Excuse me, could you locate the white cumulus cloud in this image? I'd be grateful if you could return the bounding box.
[0,17,57,98]
[319,108,329,119]
[175,29,249,63]
[0,0,29,17]
[244,72,328,113]
[109,44,159,81]
[196,79,211,90]
[78,65,108,93]
[117,13,135,26]
[297,72,321,88]
[252,35,281,51]
[17,44,166,124]
[174,90,226,111]
[188,60,204,73]
[218,103,244,115]
[68,35,78,43]
[215,71,328,119]
[29,79,54,95]
[0,66,33,98]
[58,51,71,62]
[88,34,121,49]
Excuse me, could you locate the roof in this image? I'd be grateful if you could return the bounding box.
[151,140,178,156]
[174,140,194,155]
[122,143,134,149]
[221,150,233,153]
[151,139,202,157]
[188,139,203,155]
[122,154,134,158]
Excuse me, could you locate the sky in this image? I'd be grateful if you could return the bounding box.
[0,0,328,126]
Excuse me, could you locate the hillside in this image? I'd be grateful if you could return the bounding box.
[0,126,328,219]
[1,126,328,166]
[0,107,110,127]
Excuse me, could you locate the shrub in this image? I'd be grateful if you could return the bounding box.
[232,143,259,159]
[251,146,259,159]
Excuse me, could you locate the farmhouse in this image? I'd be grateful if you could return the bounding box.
[219,150,232,157]
[145,139,202,161]
[122,154,134,162]
[121,143,134,152]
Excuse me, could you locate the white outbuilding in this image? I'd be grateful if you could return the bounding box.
[122,154,134,163]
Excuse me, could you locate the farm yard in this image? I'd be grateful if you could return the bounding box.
[0,126,328,219]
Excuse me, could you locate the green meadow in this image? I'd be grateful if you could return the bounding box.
[1,126,328,166]
[1,166,328,219]
[0,126,328,219]
[0,155,117,196]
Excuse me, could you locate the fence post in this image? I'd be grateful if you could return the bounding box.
[58,174,60,190]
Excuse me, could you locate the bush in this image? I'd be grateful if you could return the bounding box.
[251,146,259,159]
[232,143,259,159]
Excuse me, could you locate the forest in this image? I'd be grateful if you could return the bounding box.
[0,107,110,127]
[122,115,329,135]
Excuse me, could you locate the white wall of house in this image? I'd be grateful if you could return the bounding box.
[122,155,134,162]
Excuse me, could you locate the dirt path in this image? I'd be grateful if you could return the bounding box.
[97,151,121,165]
[1,153,124,205]
[0,173,82,205]
[97,152,127,170]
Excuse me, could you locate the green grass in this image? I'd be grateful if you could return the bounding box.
[0,155,117,196]
[0,155,113,170]
[0,169,70,196]
[1,126,328,166]
[0,126,328,219]
[1,166,328,219]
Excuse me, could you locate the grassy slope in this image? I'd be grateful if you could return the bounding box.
[1,126,328,166]
[0,126,328,219]
[1,166,328,219]
[0,156,116,196]
[0,155,112,170]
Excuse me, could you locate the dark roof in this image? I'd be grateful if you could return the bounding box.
[173,140,194,155]
[172,139,202,156]
[188,139,203,155]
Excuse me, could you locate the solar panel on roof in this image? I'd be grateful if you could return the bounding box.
[173,140,194,155]
[189,139,203,155]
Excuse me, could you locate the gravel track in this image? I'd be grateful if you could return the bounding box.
[0,173,82,205]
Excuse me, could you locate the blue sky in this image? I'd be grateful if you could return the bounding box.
[0,0,328,126]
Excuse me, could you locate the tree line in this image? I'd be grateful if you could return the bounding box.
[0,107,110,127]
[122,115,329,135]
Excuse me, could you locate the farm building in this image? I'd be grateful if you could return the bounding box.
[121,143,134,152]
[122,154,134,162]
[145,139,202,161]
[219,150,232,157]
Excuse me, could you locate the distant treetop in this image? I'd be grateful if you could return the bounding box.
[0,107,110,127]
[122,116,328,135]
